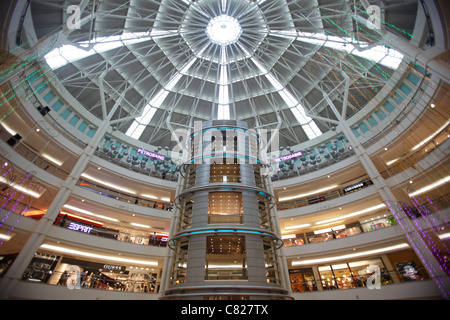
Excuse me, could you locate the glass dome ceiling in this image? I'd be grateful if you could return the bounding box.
[206,15,242,45]
[32,0,418,149]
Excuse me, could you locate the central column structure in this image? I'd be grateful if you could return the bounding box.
[162,120,291,300]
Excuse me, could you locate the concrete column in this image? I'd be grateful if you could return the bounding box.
[380,254,401,284]
[312,266,323,291]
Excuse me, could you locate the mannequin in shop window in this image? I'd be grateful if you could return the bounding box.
[57,270,68,285]
[85,272,93,288]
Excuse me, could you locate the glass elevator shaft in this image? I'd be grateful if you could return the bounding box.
[162,120,291,300]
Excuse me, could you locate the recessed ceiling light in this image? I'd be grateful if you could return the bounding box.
[40,244,158,266]
[408,176,450,197]
[285,223,311,230]
[42,153,63,166]
[315,203,386,225]
[279,185,338,202]
[81,173,136,194]
[63,204,119,222]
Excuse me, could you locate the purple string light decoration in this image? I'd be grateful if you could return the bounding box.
[0,172,32,246]
[386,199,450,299]
[408,195,450,276]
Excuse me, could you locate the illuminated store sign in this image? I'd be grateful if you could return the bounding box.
[275,151,302,162]
[343,181,369,194]
[68,222,93,234]
[103,264,124,271]
[137,148,165,161]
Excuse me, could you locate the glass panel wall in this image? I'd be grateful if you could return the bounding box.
[257,194,271,230]
[289,268,317,292]
[209,163,241,183]
[205,236,247,280]
[208,192,243,224]
[317,258,394,290]
[178,194,194,230]
[263,238,281,284]
[170,238,189,286]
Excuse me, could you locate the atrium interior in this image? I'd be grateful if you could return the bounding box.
[0,0,449,300]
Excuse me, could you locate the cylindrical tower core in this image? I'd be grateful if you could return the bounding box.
[162,120,291,300]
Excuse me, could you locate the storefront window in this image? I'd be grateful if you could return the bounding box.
[395,261,424,281]
[282,216,397,248]
[318,265,337,290]
[348,259,393,286]
[317,258,393,290]
[22,253,59,283]
[289,268,317,292]
[330,263,355,289]
[48,257,158,292]
[361,215,396,232]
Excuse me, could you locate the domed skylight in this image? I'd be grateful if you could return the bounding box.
[34,0,416,150]
[206,15,242,46]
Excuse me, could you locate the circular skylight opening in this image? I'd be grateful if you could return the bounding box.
[206,15,242,45]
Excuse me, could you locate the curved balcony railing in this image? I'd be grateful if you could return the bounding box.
[0,129,71,181]
[93,149,179,182]
[360,72,430,149]
[76,179,173,211]
[54,215,168,247]
[379,124,449,179]
[270,148,356,181]
[277,177,373,211]
[282,195,449,248]
[0,205,169,248]
[282,213,396,247]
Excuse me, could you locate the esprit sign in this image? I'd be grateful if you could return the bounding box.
[67,222,93,234]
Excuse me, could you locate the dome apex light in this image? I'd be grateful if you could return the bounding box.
[206,15,242,45]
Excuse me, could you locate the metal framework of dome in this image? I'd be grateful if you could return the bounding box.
[29,0,418,148]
